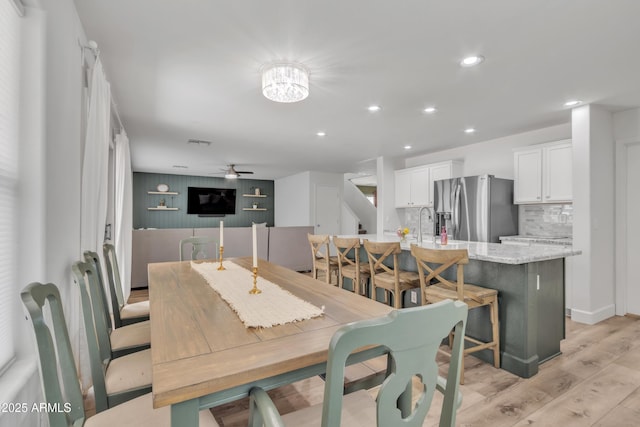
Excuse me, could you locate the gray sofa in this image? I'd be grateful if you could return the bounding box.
[131,226,313,288]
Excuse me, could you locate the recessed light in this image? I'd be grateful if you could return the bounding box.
[464,128,476,134]
[460,55,484,67]
[404,145,412,150]
[316,131,326,137]
[367,105,382,112]
[564,100,582,107]
[172,165,188,169]
[423,107,437,114]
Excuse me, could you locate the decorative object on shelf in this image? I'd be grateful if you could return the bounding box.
[158,198,166,207]
[254,187,261,196]
[156,183,169,192]
[397,226,410,242]
[252,202,258,209]
[249,224,261,294]
[218,221,226,270]
[261,63,309,103]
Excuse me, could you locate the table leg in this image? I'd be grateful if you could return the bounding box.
[172,399,200,427]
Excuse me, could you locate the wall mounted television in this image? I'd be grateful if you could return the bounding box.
[187,187,237,216]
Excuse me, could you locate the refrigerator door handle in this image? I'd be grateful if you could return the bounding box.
[453,181,461,237]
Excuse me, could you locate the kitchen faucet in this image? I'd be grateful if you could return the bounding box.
[417,206,434,245]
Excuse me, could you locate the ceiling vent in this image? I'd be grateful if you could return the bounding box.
[187,139,212,146]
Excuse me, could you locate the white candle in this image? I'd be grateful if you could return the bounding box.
[219,221,224,246]
[252,224,258,267]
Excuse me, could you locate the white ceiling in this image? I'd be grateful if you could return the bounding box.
[73,0,640,181]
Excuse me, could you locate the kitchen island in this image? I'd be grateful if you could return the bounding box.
[342,233,581,378]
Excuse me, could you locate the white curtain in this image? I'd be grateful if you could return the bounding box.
[79,57,111,388]
[114,130,133,301]
[80,57,110,255]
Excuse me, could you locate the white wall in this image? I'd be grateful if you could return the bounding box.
[571,105,616,324]
[274,171,344,230]
[1,1,88,426]
[405,123,571,178]
[614,108,640,316]
[275,171,311,226]
[377,156,403,234]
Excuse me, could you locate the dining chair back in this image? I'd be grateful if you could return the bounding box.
[100,244,149,327]
[308,234,340,284]
[71,260,151,412]
[84,251,150,358]
[248,299,468,427]
[21,282,87,427]
[179,236,218,261]
[21,282,220,427]
[332,236,370,295]
[363,240,420,308]
[410,245,500,383]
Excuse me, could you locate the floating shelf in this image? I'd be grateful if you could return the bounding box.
[242,208,267,211]
[242,194,267,198]
[148,207,179,211]
[148,191,179,195]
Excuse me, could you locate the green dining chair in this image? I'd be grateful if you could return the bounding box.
[84,251,150,358]
[72,260,152,412]
[20,282,220,427]
[102,243,150,327]
[179,236,219,261]
[248,299,468,427]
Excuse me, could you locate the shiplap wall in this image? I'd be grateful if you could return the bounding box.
[133,172,275,229]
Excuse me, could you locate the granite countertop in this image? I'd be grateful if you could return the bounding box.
[338,233,581,265]
[499,235,573,246]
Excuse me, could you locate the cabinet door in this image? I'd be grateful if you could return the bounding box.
[514,149,542,203]
[428,163,452,206]
[395,170,412,207]
[410,167,431,206]
[544,143,572,202]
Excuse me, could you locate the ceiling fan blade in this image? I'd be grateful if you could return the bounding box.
[236,170,254,174]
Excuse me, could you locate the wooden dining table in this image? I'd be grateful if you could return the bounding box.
[148,257,393,426]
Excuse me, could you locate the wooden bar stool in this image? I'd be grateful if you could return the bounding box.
[410,244,500,384]
[308,234,340,284]
[363,241,420,308]
[332,236,370,295]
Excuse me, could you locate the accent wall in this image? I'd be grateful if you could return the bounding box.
[133,172,275,229]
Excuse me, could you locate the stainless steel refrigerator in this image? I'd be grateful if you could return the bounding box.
[433,175,518,243]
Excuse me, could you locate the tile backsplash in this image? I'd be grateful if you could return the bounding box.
[401,208,435,238]
[398,203,573,239]
[519,204,573,237]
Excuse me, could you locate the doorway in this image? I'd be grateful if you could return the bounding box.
[625,143,640,315]
[314,184,340,237]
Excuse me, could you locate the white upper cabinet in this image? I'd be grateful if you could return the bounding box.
[395,166,430,207]
[395,161,462,208]
[514,140,572,204]
[543,142,572,202]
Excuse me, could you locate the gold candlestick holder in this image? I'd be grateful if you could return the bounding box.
[249,266,261,294]
[217,246,226,270]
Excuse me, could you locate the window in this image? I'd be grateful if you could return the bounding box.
[0,0,21,371]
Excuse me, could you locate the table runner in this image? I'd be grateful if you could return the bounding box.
[191,261,324,328]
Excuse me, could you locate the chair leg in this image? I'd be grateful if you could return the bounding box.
[491,298,500,368]
[393,291,401,309]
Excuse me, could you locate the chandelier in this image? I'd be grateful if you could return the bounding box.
[261,63,309,103]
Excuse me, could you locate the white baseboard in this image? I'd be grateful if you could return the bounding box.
[570,304,616,325]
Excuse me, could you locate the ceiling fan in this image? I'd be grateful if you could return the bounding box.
[220,164,254,179]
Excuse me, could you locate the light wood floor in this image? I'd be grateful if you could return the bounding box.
[128,289,640,426]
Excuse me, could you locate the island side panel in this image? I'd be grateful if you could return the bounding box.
[392,250,566,378]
